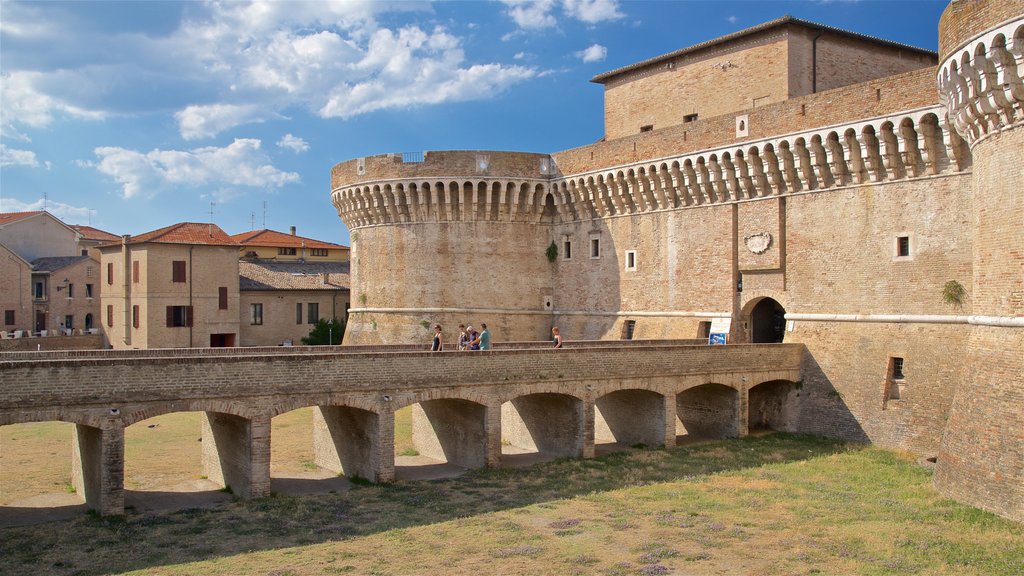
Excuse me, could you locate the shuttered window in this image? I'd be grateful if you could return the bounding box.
[107,305,113,327]
[218,287,228,310]
[132,261,139,283]
[166,306,193,327]
[172,261,186,283]
[132,305,140,328]
[107,263,114,285]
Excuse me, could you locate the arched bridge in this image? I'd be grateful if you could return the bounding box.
[0,341,804,515]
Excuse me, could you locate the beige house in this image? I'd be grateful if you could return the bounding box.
[0,211,80,261]
[239,260,350,346]
[72,224,120,260]
[30,255,102,335]
[232,227,349,262]
[0,243,33,335]
[99,223,240,349]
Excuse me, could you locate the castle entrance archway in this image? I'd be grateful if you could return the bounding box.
[750,297,786,343]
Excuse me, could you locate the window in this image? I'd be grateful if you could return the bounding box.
[86,266,93,278]
[896,236,910,258]
[107,263,114,285]
[278,247,297,256]
[310,248,329,257]
[132,305,140,328]
[622,319,636,340]
[640,124,653,133]
[132,261,139,283]
[64,315,73,330]
[563,238,572,260]
[107,305,114,327]
[81,249,88,256]
[172,261,186,282]
[250,303,263,325]
[307,303,319,324]
[296,303,303,324]
[34,281,44,299]
[625,250,637,271]
[892,357,905,380]
[67,283,74,298]
[684,113,698,123]
[166,305,193,327]
[590,238,601,259]
[4,310,14,326]
[218,287,228,310]
[86,284,93,298]
[698,321,712,339]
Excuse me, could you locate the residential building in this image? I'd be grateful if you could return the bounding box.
[0,243,32,335]
[72,224,121,260]
[98,223,240,349]
[239,260,350,346]
[232,227,349,262]
[29,255,102,334]
[0,211,80,261]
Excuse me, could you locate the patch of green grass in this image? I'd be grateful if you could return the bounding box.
[2,435,1022,576]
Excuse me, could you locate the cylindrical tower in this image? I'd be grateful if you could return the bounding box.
[331,151,564,345]
[935,0,1024,523]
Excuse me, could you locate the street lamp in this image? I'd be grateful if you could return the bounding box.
[327,319,333,346]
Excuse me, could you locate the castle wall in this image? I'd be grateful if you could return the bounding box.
[346,221,556,345]
[555,66,939,176]
[602,30,791,140]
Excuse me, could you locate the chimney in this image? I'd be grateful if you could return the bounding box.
[290,226,296,236]
[322,273,330,285]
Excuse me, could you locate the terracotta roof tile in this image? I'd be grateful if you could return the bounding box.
[72,225,120,242]
[230,229,348,250]
[0,211,45,226]
[124,222,239,246]
[239,261,350,291]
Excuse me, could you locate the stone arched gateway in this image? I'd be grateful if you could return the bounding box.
[742,296,787,344]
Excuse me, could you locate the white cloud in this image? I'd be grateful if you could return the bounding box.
[513,51,527,60]
[91,139,300,199]
[320,25,535,118]
[0,197,96,225]
[727,15,738,24]
[0,144,39,168]
[277,133,310,153]
[1,2,536,140]
[576,44,607,63]
[176,104,281,140]
[502,0,622,31]
[502,0,558,30]
[562,0,623,24]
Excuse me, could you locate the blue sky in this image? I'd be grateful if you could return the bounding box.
[0,0,947,246]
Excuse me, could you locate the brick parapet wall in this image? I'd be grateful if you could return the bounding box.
[0,334,105,352]
[331,151,553,190]
[554,67,939,176]
[0,343,804,413]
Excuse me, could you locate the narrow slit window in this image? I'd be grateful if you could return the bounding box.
[563,238,572,260]
[590,238,601,259]
[896,236,910,258]
[684,113,698,123]
[625,250,637,271]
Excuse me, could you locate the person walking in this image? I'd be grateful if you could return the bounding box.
[431,324,444,351]
[469,323,491,350]
[467,325,480,350]
[552,326,563,348]
[457,324,469,351]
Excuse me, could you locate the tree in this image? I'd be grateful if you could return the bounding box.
[301,317,345,345]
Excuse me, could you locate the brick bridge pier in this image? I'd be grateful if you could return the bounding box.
[0,341,803,516]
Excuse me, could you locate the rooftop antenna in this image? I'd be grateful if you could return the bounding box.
[262,201,267,228]
[42,191,48,212]
[208,201,216,237]
[250,211,256,231]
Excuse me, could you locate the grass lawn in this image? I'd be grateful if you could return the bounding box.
[1,433,1021,576]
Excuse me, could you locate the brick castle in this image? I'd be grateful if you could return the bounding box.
[330,2,1024,522]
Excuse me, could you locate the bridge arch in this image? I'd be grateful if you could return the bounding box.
[594,389,667,449]
[676,382,740,441]
[748,379,800,432]
[501,392,585,461]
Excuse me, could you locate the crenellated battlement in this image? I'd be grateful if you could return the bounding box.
[937,16,1024,147]
[331,104,970,230]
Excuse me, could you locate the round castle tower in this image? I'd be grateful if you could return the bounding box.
[934,0,1024,523]
[331,151,564,345]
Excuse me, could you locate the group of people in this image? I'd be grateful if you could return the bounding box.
[431,324,563,351]
[431,323,491,351]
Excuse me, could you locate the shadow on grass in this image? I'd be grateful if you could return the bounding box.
[0,433,856,576]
